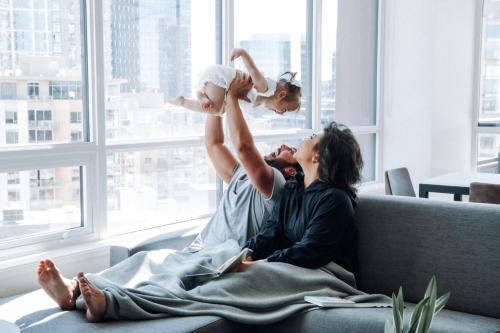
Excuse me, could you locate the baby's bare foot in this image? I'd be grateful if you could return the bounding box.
[78,272,107,322]
[37,259,80,310]
[168,96,185,107]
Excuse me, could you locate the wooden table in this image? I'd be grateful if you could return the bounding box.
[418,172,500,201]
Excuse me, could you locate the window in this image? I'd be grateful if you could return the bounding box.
[476,0,500,173]
[49,81,82,100]
[0,0,380,253]
[27,83,39,99]
[7,172,20,185]
[103,0,218,235]
[107,147,216,235]
[6,130,19,144]
[70,131,82,142]
[0,0,86,247]
[0,83,17,99]
[8,190,20,202]
[234,0,307,131]
[70,111,82,123]
[5,111,18,124]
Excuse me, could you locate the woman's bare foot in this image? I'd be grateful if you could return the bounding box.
[37,259,80,310]
[78,272,107,322]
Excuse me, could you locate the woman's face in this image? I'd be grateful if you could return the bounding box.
[295,133,322,164]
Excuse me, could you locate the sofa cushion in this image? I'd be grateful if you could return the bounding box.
[0,289,252,333]
[259,303,500,333]
[355,194,500,319]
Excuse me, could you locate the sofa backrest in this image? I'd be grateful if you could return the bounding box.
[355,194,500,319]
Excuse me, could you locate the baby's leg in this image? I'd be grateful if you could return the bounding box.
[201,82,226,115]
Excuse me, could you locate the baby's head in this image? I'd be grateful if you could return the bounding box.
[266,72,302,115]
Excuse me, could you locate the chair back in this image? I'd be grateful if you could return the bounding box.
[469,182,500,204]
[384,167,416,197]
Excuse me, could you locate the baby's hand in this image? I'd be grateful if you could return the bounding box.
[230,48,247,62]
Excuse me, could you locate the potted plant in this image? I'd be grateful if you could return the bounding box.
[385,276,450,333]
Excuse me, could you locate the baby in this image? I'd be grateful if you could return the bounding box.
[170,48,302,116]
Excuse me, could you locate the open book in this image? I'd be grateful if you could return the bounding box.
[304,296,392,308]
[185,248,253,277]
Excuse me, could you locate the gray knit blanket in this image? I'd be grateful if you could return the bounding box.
[76,240,389,324]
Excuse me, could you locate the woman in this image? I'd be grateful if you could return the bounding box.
[235,121,363,275]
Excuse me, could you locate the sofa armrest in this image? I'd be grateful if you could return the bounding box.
[109,219,207,266]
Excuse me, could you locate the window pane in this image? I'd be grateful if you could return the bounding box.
[479,0,500,125]
[234,0,307,131]
[320,0,338,127]
[477,134,500,173]
[0,166,83,241]
[103,0,216,140]
[356,133,377,182]
[0,0,86,146]
[107,147,217,235]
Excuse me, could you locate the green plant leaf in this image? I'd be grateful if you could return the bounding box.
[424,276,437,300]
[415,302,431,333]
[392,293,402,333]
[397,287,405,318]
[385,319,394,333]
[422,276,438,333]
[408,296,429,333]
[434,292,450,315]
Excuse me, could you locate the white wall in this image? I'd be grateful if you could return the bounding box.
[431,0,476,176]
[381,0,478,185]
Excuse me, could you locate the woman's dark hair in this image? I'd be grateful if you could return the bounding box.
[314,122,363,193]
[277,71,302,110]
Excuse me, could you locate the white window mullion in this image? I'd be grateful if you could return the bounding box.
[222,0,234,66]
[87,0,108,239]
[311,0,322,132]
[471,0,485,172]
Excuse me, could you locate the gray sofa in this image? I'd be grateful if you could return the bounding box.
[1,194,500,332]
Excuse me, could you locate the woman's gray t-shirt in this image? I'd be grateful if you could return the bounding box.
[187,164,286,251]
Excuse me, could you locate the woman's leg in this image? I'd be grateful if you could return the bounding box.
[77,272,107,322]
[37,259,80,310]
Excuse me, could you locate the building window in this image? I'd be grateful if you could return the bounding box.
[70,131,82,142]
[5,111,18,124]
[28,110,52,128]
[6,130,19,144]
[0,83,17,99]
[29,130,53,143]
[7,172,20,185]
[27,82,40,99]
[8,190,20,202]
[70,111,82,123]
[49,81,81,99]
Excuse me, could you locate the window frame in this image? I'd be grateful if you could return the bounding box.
[472,0,500,171]
[0,0,382,257]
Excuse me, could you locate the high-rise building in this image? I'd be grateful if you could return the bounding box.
[239,34,291,79]
[109,0,140,93]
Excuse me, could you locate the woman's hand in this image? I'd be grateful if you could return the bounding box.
[230,48,248,62]
[228,71,253,102]
[231,258,266,273]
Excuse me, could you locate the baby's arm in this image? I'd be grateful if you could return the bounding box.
[230,48,268,93]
